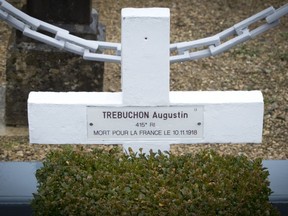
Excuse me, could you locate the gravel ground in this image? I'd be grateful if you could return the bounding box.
[0,0,287,161]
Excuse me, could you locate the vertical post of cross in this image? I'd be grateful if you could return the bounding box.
[121,8,170,106]
[121,8,171,153]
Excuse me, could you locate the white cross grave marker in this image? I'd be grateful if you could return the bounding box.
[1,1,287,154]
[28,8,262,153]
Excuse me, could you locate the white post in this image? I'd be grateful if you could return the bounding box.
[120,8,171,152]
[121,8,170,106]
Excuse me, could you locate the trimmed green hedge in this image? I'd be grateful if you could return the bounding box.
[32,148,279,215]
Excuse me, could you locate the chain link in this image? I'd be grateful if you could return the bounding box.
[0,0,121,63]
[0,0,287,64]
[170,4,288,63]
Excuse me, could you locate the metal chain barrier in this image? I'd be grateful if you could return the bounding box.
[0,0,287,64]
[0,0,121,63]
[170,4,288,63]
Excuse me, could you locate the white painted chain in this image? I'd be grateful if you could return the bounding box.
[170,4,288,63]
[0,0,121,63]
[0,0,287,64]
